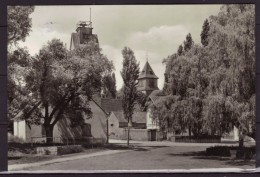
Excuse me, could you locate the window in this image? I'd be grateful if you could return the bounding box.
[139,80,143,87]
[149,80,155,88]
[110,124,114,127]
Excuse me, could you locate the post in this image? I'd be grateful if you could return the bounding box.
[106,118,109,144]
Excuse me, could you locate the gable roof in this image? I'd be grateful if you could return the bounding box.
[112,111,146,124]
[148,90,164,103]
[92,95,123,115]
[100,98,123,112]
[138,61,159,80]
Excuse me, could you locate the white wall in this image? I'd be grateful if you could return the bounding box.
[233,126,239,141]
[13,120,27,140]
[146,108,159,130]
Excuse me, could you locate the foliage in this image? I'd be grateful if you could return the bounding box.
[154,4,255,140]
[120,47,140,145]
[206,146,231,157]
[8,47,34,121]
[200,19,210,47]
[7,6,35,125]
[57,145,83,155]
[177,45,184,56]
[15,39,113,143]
[8,134,26,144]
[7,6,35,46]
[120,47,140,124]
[136,91,148,110]
[102,72,117,98]
[183,33,194,52]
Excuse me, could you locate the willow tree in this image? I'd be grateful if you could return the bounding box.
[205,4,255,144]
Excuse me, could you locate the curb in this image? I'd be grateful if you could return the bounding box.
[9,149,128,171]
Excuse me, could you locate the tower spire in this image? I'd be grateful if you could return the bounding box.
[90,8,91,23]
[146,51,148,62]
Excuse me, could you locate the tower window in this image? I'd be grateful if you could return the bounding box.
[139,80,143,87]
[149,80,155,88]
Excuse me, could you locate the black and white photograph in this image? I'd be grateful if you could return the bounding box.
[7,4,256,172]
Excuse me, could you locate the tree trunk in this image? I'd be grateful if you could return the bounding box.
[188,126,191,137]
[127,125,130,146]
[106,119,109,144]
[45,125,54,145]
[237,132,245,158]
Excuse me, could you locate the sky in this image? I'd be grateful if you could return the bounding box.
[19,5,222,90]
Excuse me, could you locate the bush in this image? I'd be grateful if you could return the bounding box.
[8,134,25,143]
[206,145,255,159]
[206,146,231,157]
[236,146,255,160]
[8,142,36,154]
[175,136,221,143]
[57,145,83,155]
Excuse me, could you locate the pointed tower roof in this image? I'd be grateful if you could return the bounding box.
[138,61,159,80]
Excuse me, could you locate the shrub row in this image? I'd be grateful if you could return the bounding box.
[175,136,221,143]
[206,146,255,159]
[206,146,231,157]
[57,145,83,155]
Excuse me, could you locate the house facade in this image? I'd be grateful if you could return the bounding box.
[108,111,147,140]
[13,98,110,143]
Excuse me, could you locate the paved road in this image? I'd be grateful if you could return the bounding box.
[19,140,255,171]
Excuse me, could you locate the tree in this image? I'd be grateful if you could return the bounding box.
[161,5,255,146]
[22,39,113,143]
[183,33,194,52]
[7,6,35,46]
[102,72,117,98]
[120,47,140,146]
[150,95,187,139]
[136,91,148,110]
[7,6,35,131]
[177,45,184,56]
[200,19,210,47]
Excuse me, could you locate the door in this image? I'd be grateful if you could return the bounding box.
[82,123,92,137]
[151,130,157,141]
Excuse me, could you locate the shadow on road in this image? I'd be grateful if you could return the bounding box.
[104,144,169,152]
[167,151,255,167]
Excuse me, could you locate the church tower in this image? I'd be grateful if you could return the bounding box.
[69,9,99,50]
[137,61,159,96]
